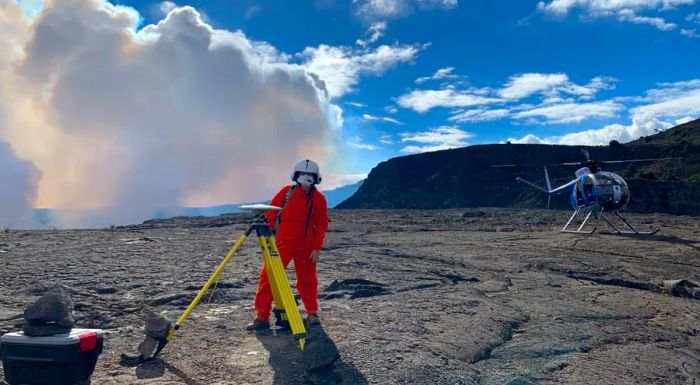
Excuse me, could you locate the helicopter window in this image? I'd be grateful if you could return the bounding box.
[611,174,626,185]
[597,174,614,184]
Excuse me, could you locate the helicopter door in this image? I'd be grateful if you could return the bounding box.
[575,179,583,205]
[613,185,622,204]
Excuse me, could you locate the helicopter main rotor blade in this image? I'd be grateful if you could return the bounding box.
[492,161,584,168]
[597,157,681,164]
[560,162,583,166]
[491,162,558,168]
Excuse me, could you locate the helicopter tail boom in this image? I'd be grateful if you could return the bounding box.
[515,176,549,194]
[516,166,576,195]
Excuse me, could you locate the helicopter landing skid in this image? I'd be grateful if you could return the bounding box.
[598,211,660,235]
[560,209,597,235]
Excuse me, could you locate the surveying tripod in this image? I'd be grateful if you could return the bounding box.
[150,204,306,359]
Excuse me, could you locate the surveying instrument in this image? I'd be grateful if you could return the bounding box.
[143,204,307,360]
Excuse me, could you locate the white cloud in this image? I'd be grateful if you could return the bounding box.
[329,103,344,129]
[537,0,695,16]
[398,73,615,115]
[507,134,551,144]
[385,105,399,114]
[538,0,694,32]
[499,73,569,99]
[631,85,700,122]
[301,43,422,98]
[348,136,378,150]
[362,113,404,124]
[513,100,623,124]
[675,116,696,124]
[356,21,387,47]
[322,172,368,189]
[448,108,511,123]
[507,118,673,146]
[397,87,501,113]
[618,9,677,30]
[400,126,472,153]
[346,101,367,107]
[0,1,345,227]
[687,12,700,23]
[507,79,700,145]
[498,73,615,99]
[159,1,176,15]
[681,28,699,37]
[379,133,395,144]
[244,5,260,19]
[415,66,457,84]
[559,119,672,145]
[356,0,458,21]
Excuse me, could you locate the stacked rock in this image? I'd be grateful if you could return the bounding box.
[23,286,75,336]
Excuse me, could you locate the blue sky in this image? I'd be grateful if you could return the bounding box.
[102,0,700,179]
[3,0,700,223]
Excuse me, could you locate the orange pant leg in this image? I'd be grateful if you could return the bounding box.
[294,246,318,316]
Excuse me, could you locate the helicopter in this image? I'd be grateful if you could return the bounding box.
[494,149,678,235]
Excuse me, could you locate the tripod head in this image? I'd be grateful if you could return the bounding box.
[240,204,281,216]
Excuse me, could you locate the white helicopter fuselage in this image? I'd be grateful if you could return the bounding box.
[569,168,631,212]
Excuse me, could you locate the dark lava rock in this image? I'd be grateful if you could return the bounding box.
[138,336,160,361]
[303,325,340,373]
[95,286,118,294]
[147,292,191,306]
[119,353,143,367]
[322,278,390,300]
[663,279,700,299]
[184,281,243,291]
[462,210,487,218]
[349,287,389,299]
[323,278,386,292]
[23,286,74,336]
[144,311,171,340]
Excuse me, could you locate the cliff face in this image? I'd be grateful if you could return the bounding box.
[337,119,700,215]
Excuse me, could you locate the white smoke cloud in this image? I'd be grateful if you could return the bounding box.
[0,0,29,70]
[0,140,41,227]
[0,0,341,227]
[301,43,422,98]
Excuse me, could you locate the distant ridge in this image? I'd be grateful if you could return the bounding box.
[337,119,700,215]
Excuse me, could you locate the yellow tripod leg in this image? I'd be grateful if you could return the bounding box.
[259,235,306,349]
[258,237,285,324]
[166,233,248,341]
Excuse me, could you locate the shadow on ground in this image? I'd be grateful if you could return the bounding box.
[256,324,368,385]
[603,232,700,251]
[134,358,205,385]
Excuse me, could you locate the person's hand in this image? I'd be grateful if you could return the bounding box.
[310,250,320,263]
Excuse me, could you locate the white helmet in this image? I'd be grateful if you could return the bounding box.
[291,159,322,184]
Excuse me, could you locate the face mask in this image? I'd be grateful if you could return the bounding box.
[296,174,315,188]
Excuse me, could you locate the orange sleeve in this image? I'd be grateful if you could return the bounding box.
[312,191,329,250]
[266,185,292,229]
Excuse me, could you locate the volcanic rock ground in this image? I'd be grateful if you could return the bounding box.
[1,209,699,384]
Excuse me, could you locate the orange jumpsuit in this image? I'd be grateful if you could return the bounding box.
[254,184,329,320]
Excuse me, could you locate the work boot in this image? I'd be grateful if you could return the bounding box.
[307,313,321,326]
[245,319,270,331]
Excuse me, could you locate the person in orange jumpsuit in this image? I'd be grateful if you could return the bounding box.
[246,159,329,330]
